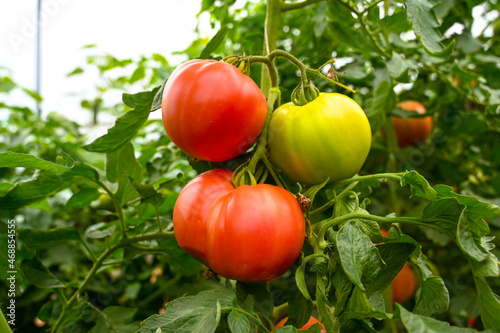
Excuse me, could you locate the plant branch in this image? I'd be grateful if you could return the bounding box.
[51,230,175,332]
[281,0,326,12]
[97,181,128,239]
[318,212,421,242]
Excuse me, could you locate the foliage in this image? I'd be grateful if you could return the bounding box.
[1,0,500,332]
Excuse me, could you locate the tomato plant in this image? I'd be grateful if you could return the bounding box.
[269,93,372,185]
[275,316,326,332]
[391,100,433,148]
[161,59,267,162]
[174,169,305,283]
[1,0,500,332]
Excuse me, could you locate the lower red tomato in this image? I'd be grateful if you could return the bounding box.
[173,169,306,283]
[275,316,326,332]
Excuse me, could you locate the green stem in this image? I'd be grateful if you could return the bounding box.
[383,114,402,215]
[97,181,127,238]
[281,0,326,11]
[318,212,420,242]
[80,239,97,262]
[330,172,406,191]
[336,0,390,58]
[231,307,271,333]
[248,88,281,173]
[382,286,398,333]
[0,309,12,333]
[262,0,282,96]
[154,206,163,232]
[270,302,289,323]
[306,67,356,93]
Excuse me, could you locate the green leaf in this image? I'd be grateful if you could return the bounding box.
[128,177,165,207]
[0,161,99,210]
[130,66,146,84]
[474,275,500,330]
[122,87,159,110]
[157,239,202,277]
[89,306,140,333]
[137,289,237,333]
[394,303,476,332]
[386,52,409,80]
[199,26,228,59]
[106,142,143,205]
[337,221,386,291]
[0,152,70,175]
[85,223,116,239]
[236,282,273,317]
[365,80,396,132]
[380,10,411,34]
[403,0,454,57]
[401,171,438,201]
[0,182,15,196]
[342,287,390,320]
[286,287,313,329]
[365,242,416,296]
[151,82,165,111]
[228,310,250,333]
[17,227,81,250]
[413,276,450,316]
[83,109,150,153]
[21,258,65,288]
[434,185,500,221]
[26,198,55,213]
[66,188,101,209]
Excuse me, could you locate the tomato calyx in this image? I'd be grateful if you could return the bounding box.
[291,79,320,106]
[222,55,250,76]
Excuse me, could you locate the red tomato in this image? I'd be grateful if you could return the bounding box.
[161,60,267,162]
[391,100,433,148]
[173,169,305,283]
[275,316,326,332]
[173,169,234,264]
[380,230,417,303]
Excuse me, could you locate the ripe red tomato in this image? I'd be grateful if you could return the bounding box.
[380,230,417,303]
[173,169,305,283]
[173,169,234,265]
[275,316,326,332]
[162,60,267,162]
[391,100,433,148]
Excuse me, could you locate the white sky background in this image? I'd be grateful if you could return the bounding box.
[0,0,213,125]
[0,1,495,126]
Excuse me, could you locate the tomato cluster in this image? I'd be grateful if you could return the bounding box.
[162,59,373,283]
[173,169,305,283]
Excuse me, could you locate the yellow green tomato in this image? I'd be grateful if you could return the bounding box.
[268,93,372,185]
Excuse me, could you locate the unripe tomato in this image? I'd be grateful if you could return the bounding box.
[275,316,326,332]
[162,60,267,162]
[268,93,372,185]
[391,100,433,148]
[173,169,305,283]
[380,230,417,303]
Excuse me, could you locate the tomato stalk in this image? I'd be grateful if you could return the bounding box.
[316,213,421,246]
[382,116,402,215]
